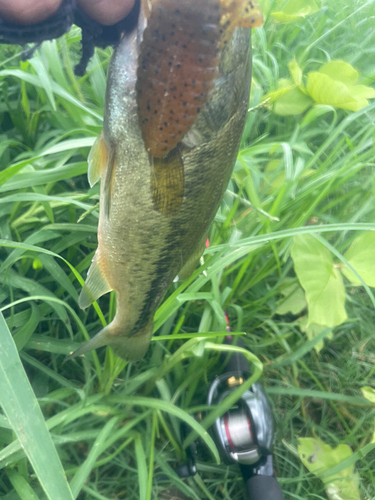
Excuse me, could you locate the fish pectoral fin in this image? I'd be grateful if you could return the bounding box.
[88,131,110,187]
[78,251,112,309]
[151,148,184,216]
[176,236,207,281]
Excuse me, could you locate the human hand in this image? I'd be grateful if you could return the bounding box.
[0,0,135,26]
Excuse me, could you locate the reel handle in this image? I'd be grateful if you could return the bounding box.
[245,475,284,500]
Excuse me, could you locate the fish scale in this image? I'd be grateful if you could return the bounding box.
[69,0,263,362]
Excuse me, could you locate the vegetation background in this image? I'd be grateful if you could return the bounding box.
[1,0,375,498]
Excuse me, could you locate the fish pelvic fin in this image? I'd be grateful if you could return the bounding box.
[68,319,154,362]
[88,131,110,187]
[78,250,112,309]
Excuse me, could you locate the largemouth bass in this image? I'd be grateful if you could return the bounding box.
[71,0,263,361]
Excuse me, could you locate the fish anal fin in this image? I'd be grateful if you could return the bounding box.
[151,148,184,216]
[78,250,112,309]
[177,236,207,281]
[88,131,109,187]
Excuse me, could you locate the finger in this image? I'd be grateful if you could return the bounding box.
[78,0,135,26]
[0,0,62,25]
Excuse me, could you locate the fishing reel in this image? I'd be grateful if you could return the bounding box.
[174,337,284,500]
[206,337,283,499]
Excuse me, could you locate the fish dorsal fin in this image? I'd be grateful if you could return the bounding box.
[151,147,184,216]
[88,131,110,187]
[78,250,112,309]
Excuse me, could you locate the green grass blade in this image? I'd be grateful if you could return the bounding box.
[70,417,119,498]
[0,311,74,500]
[134,434,148,500]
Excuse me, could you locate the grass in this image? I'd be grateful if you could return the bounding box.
[1,0,375,498]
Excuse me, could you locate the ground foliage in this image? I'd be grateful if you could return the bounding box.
[1,0,375,498]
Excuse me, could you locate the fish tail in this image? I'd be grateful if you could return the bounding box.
[67,319,154,362]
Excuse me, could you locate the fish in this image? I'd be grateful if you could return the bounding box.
[70,0,263,362]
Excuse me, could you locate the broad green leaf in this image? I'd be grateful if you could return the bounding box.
[362,386,375,443]
[299,316,333,353]
[361,387,375,405]
[263,80,296,105]
[319,61,358,86]
[306,61,375,111]
[276,279,307,315]
[272,79,313,115]
[342,232,375,287]
[291,234,347,327]
[271,0,321,23]
[0,311,74,500]
[298,438,360,500]
[307,72,359,111]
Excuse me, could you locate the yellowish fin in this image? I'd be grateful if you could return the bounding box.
[78,250,112,309]
[151,148,184,216]
[88,131,109,187]
[220,0,264,45]
[67,319,154,362]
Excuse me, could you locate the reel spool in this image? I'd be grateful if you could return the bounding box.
[207,375,274,466]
